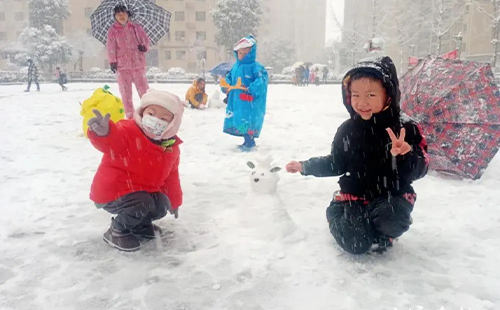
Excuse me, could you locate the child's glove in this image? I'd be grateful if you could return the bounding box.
[138,45,147,52]
[87,109,111,137]
[169,208,179,219]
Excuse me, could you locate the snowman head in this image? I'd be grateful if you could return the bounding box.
[247,161,281,194]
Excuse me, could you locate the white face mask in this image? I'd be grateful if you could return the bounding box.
[141,114,170,140]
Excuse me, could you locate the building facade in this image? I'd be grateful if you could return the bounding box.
[1,0,328,72]
[341,0,499,73]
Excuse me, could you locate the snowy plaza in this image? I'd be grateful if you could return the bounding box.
[0,83,499,310]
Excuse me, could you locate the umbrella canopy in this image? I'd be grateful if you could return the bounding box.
[208,62,233,76]
[292,62,305,69]
[400,57,500,179]
[90,0,171,45]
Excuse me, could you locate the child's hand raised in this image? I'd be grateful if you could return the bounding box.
[286,161,303,173]
[386,128,412,156]
[88,109,111,137]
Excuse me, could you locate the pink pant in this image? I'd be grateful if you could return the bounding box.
[117,69,149,118]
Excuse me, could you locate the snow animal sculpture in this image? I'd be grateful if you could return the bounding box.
[242,157,303,243]
[208,89,226,109]
[247,158,281,194]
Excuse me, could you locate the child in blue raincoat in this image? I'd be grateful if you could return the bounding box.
[222,35,268,150]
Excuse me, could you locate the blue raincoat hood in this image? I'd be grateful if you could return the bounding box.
[234,36,257,64]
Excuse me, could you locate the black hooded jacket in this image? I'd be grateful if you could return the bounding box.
[301,57,428,201]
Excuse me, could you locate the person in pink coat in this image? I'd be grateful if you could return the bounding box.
[107,4,150,119]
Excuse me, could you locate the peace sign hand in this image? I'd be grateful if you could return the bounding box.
[386,128,412,157]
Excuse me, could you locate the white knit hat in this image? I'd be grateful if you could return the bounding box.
[134,89,184,140]
[233,36,256,51]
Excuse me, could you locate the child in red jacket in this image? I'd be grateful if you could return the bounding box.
[88,89,184,252]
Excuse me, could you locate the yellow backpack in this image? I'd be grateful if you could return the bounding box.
[80,85,125,137]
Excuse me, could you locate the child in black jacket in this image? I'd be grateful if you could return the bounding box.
[287,56,429,254]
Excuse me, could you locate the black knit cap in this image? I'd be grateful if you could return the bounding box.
[114,4,129,15]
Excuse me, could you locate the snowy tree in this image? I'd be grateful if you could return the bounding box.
[430,0,465,54]
[67,31,102,72]
[2,26,72,76]
[390,0,426,73]
[27,0,69,34]
[212,0,262,53]
[260,38,295,72]
[468,0,500,69]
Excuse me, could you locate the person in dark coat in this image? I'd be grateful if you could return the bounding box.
[322,67,329,84]
[286,56,429,254]
[55,67,68,91]
[25,59,40,92]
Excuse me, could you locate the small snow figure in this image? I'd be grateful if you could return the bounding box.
[286,56,429,255]
[363,37,386,59]
[87,90,184,252]
[222,35,269,151]
[208,89,226,109]
[247,157,281,194]
[25,59,40,92]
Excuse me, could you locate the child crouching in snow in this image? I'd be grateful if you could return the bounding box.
[185,77,208,109]
[87,90,184,252]
[286,56,429,254]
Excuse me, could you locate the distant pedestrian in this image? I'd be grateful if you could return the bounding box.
[322,67,329,84]
[25,59,40,92]
[55,67,68,91]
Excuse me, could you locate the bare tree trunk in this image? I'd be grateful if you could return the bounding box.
[372,0,377,38]
[436,35,442,55]
[492,0,499,70]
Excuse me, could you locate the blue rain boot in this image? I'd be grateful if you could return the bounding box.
[238,134,256,151]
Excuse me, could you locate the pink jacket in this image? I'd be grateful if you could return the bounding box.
[106,22,150,71]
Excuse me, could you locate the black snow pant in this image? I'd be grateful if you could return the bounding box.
[27,79,40,91]
[97,191,171,232]
[326,196,414,255]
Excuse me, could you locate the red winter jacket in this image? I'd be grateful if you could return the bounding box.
[88,119,183,209]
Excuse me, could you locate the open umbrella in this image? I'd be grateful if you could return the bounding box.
[292,62,305,69]
[209,62,233,76]
[400,57,500,179]
[90,0,171,45]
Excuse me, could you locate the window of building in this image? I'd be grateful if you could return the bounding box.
[85,7,93,18]
[175,31,185,41]
[463,43,467,52]
[0,12,5,21]
[176,50,186,60]
[175,11,185,21]
[196,31,206,41]
[199,51,207,60]
[0,32,6,40]
[465,5,469,14]
[14,12,23,21]
[463,24,467,33]
[165,50,171,60]
[196,12,206,21]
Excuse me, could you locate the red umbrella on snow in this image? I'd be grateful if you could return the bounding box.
[400,57,500,179]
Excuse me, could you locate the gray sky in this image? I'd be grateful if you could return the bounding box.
[326,0,344,42]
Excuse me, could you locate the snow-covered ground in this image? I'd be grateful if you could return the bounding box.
[1,83,499,310]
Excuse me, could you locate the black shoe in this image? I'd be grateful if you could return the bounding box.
[103,227,140,252]
[370,237,394,254]
[133,223,163,239]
